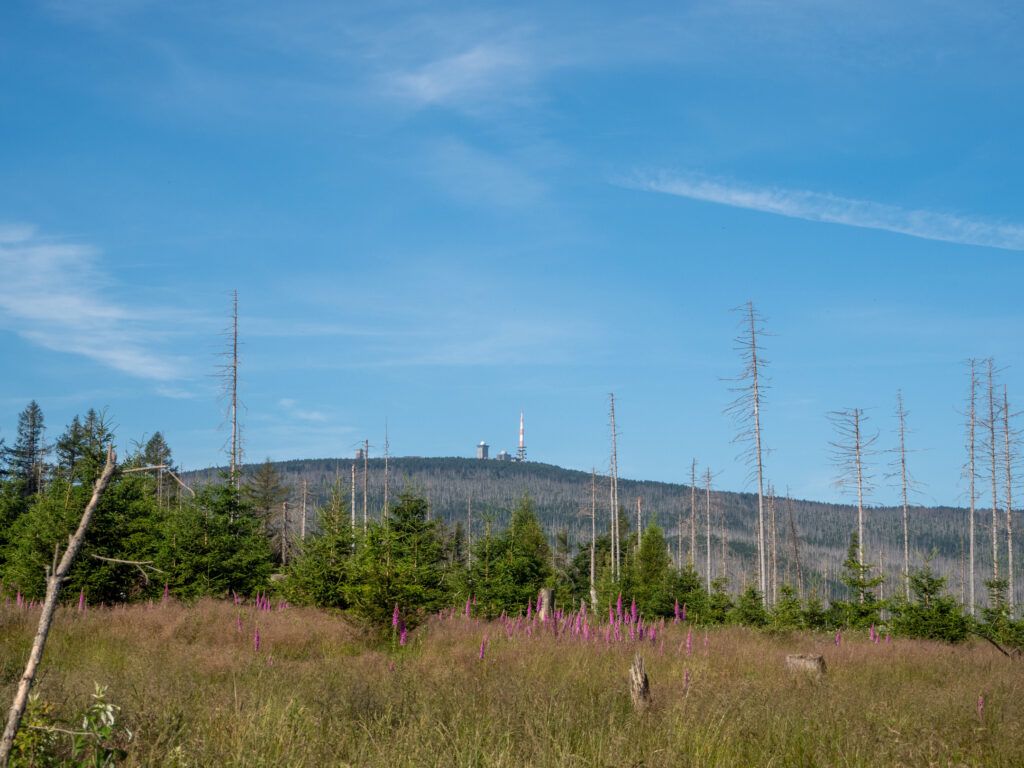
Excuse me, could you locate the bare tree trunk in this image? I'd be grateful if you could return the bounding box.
[383,420,390,519]
[785,492,804,599]
[362,439,369,533]
[590,469,598,609]
[0,447,117,766]
[988,358,1000,580]
[609,393,620,581]
[1004,385,1016,613]
[968,359,978,616]
[281,501,289,566]
[704,468,713,591]
[896,391,911,600]
[689,458,697,567]
[230,290,239,488]
[636,497,642,549]
[768,485,778,605]
[300,478,307,541]
[854,410,865,568]
[350,462,356,544]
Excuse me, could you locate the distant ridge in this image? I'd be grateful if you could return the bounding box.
[184,456,981,599]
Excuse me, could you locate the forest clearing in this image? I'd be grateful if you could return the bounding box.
[2,598,1022,767]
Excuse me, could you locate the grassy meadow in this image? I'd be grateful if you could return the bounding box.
[2,599,1023,767]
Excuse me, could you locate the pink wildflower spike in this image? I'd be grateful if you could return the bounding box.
[16,591,22,608]
[686,627,693,655]
[835,630,842,646]
[977,694,985,722]
[478,636,488,660]
[673,599,681,623]
[399,625,408,646]
[681,603,687,622]
[527,602,533,621]
[630,599,638,625]
[392,603,401,628]
[465,599,472,618]
[254,626,261,653]
[885,634,891,644]
[78,589,85,612]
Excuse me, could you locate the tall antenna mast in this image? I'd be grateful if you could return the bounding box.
[517,410,527,462]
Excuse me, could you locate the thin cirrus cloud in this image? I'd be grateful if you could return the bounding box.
[0,224,190,382]
[633,173,1024,252]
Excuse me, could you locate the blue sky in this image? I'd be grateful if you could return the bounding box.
[1,1,1022,507]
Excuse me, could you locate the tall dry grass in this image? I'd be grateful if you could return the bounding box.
[1,599,1022,766]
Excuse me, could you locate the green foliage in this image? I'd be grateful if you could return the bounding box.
[827,533,884,629]
[4,400,49,495]
[243,458,290,564]
[283,481,353,608]
[769,584,805,631]
[345,492,450,626]
[704,577,734,624]
[11,684,131,767]
[465,496,553,617]
[158,483,273,599]
[729,584,768,626]
[977,577,1024,650]
[622,524,674,616]
[889,563,969,643]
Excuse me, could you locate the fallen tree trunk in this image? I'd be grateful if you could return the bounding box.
[0,446,117,767]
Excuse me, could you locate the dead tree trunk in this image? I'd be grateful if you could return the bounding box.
[988,358,1000,580]
[704,468,713,591]
[628,653,651,711]
[785,492,804,599]
[968,359,978,616]
[896,391,912,600]
[0,446,117,767]
[590,469,598,609]
[1004,385,1016,613]
[609,393,620,581]
[689,458,698,567]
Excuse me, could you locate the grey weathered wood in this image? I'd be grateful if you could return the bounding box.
[0,447,117,767]
[785,653,826,677]
[629,653,651,711]
[538,588,553,621]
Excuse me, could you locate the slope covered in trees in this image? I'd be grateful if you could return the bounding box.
[186,456,974,602]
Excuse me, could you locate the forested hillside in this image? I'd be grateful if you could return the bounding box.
[187,456,975,602]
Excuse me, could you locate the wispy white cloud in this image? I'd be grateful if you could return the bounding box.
[279,398,328,423]
[0,224,190,381]
[385,42,535,110]
[419,138,545,208]
[632,173,1024,251]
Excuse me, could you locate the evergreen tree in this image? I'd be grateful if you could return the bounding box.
[53,409,114,485]
[889,563,970,643]
[5,401,50,495]
[284,481,353,608]
[468,496,553,617]
[827,533,884,628]
[345,492,449,627]
[623,524,674,616]
[158,483,273,598]
[729,584,768,626]
[769,584,804,631]
[244,458,291,564]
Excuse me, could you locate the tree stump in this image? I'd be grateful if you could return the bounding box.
[785,654,826,677]
[629,653,651,711]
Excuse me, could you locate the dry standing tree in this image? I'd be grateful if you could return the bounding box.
[965,359,979,615]
[1004,385,1017,612]
[609,393,620,581]
[725,301,769,603]
[890,391,919,600]
[829,407,878,569]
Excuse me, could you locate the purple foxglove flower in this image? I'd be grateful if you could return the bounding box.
[393,603,401,628]
[479,636,487,660]
[400,626,408,646]
[630,599,638,625]
[78,590,85,612]
[254,626,261,653]
[835,630,842,646]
